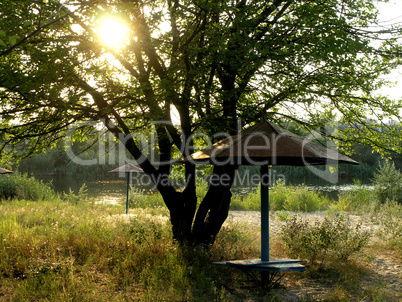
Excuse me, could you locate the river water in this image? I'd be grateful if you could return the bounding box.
[35,173,371,205]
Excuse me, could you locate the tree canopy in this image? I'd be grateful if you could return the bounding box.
[0,0,401,244]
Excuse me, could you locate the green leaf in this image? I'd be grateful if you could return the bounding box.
[8,35,20,46]
[0,30,6,38]
[0,39,6,47]
[23,21,32,28]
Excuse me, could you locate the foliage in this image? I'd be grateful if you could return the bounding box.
[280,214,370,265]
[18,139,121,178]
[127,180,332,212]
[326,180,401,252]
[126,180,331,212]
[0,173,56,201]
[229,187,261,211]
[227,180,331,212]
[275,182,330,212]
[329,180,376,214]
[372,162,402,204]
[128,187,165,208]
[0,148,14,170]
[370,200,402,251]
[61,183,90,204]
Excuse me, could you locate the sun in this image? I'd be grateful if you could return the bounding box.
[98,18,129,48]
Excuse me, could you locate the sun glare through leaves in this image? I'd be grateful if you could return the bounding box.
[98,18,129,48]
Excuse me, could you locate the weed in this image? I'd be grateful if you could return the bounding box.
[230,180,330,212]
[128,187,165,208]
[0,199,248,301]
[0,172,400,301]
[272,180,330,212]
[361,283,389,302]
[280,214,370,265]
[370,200,402,251]
[211,223,257,261]
[276,210,291,221]
[230,187,260,211]
[128,218,165,244]
[62,183,90,204]
[329,181,376,214]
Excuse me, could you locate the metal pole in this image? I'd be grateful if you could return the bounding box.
[261,165,269,262]
[126,172,130,214]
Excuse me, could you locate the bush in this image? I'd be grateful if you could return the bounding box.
[128,187,165,208]
[370,200,402,251]
[0,173,57,201]
[280,214,370,265]
[230,180,330,212]
[61,183,90,204]
[230,187,260,211]
[372,162,402,204]
[271,180,329,212]
[330,181,375,214]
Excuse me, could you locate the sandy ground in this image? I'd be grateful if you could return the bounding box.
[225,210,381,235]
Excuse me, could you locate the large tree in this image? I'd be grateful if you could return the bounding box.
[0,0,401,245]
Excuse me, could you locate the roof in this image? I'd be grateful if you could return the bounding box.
[0,167,14,174]
[184,121,358,166]
[109,163,144,173]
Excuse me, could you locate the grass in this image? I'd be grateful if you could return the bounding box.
[0,199,260,301]
[1,170,401,301]
[230,180,331,212]
[0,197,400,301]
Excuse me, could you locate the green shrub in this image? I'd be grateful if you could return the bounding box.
[128,188,165,208]
[280,214,370,265]
[128,218,165,244]
[269,179,288,210]
[370,200,402,251]
[230,181,329,212]
[330,181,375,214]
[0,173,57,201]
[372,162,402,204]
[276,210,291,221]
[61,183,90,204]
[283,187,328,212]
[230,187,260,211]
[271,180,329,212]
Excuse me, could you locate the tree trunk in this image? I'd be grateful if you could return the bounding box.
[166,187,197,244]
[159,165,237,246]
[191,165,237,246]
